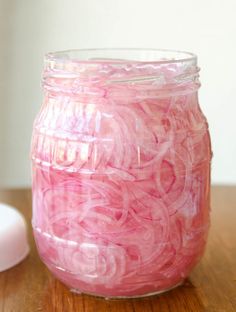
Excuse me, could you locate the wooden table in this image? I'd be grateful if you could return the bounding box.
[0,186,235,312]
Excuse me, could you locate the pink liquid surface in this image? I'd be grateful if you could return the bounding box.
[31,56,211,297]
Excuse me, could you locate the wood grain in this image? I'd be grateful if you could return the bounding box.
[0,186,235,312]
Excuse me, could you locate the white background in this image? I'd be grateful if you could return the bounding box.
[0,0,235,187]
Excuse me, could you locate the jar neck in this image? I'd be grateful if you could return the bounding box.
[42,49,200,100]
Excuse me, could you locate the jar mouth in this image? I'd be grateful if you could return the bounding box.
[45,48,197,66]
[43,49,199,98]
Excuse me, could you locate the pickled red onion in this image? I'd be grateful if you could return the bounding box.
[32,56,211,297]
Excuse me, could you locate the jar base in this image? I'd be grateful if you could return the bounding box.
[70,281,183,299]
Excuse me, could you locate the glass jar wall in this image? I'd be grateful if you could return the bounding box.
[31,49,212,298]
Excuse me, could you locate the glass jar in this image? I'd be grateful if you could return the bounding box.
[31,49,212,298]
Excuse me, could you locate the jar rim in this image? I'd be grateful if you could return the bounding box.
[45,48,197,66]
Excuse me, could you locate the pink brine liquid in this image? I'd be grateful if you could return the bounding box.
[31,49,212,297]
